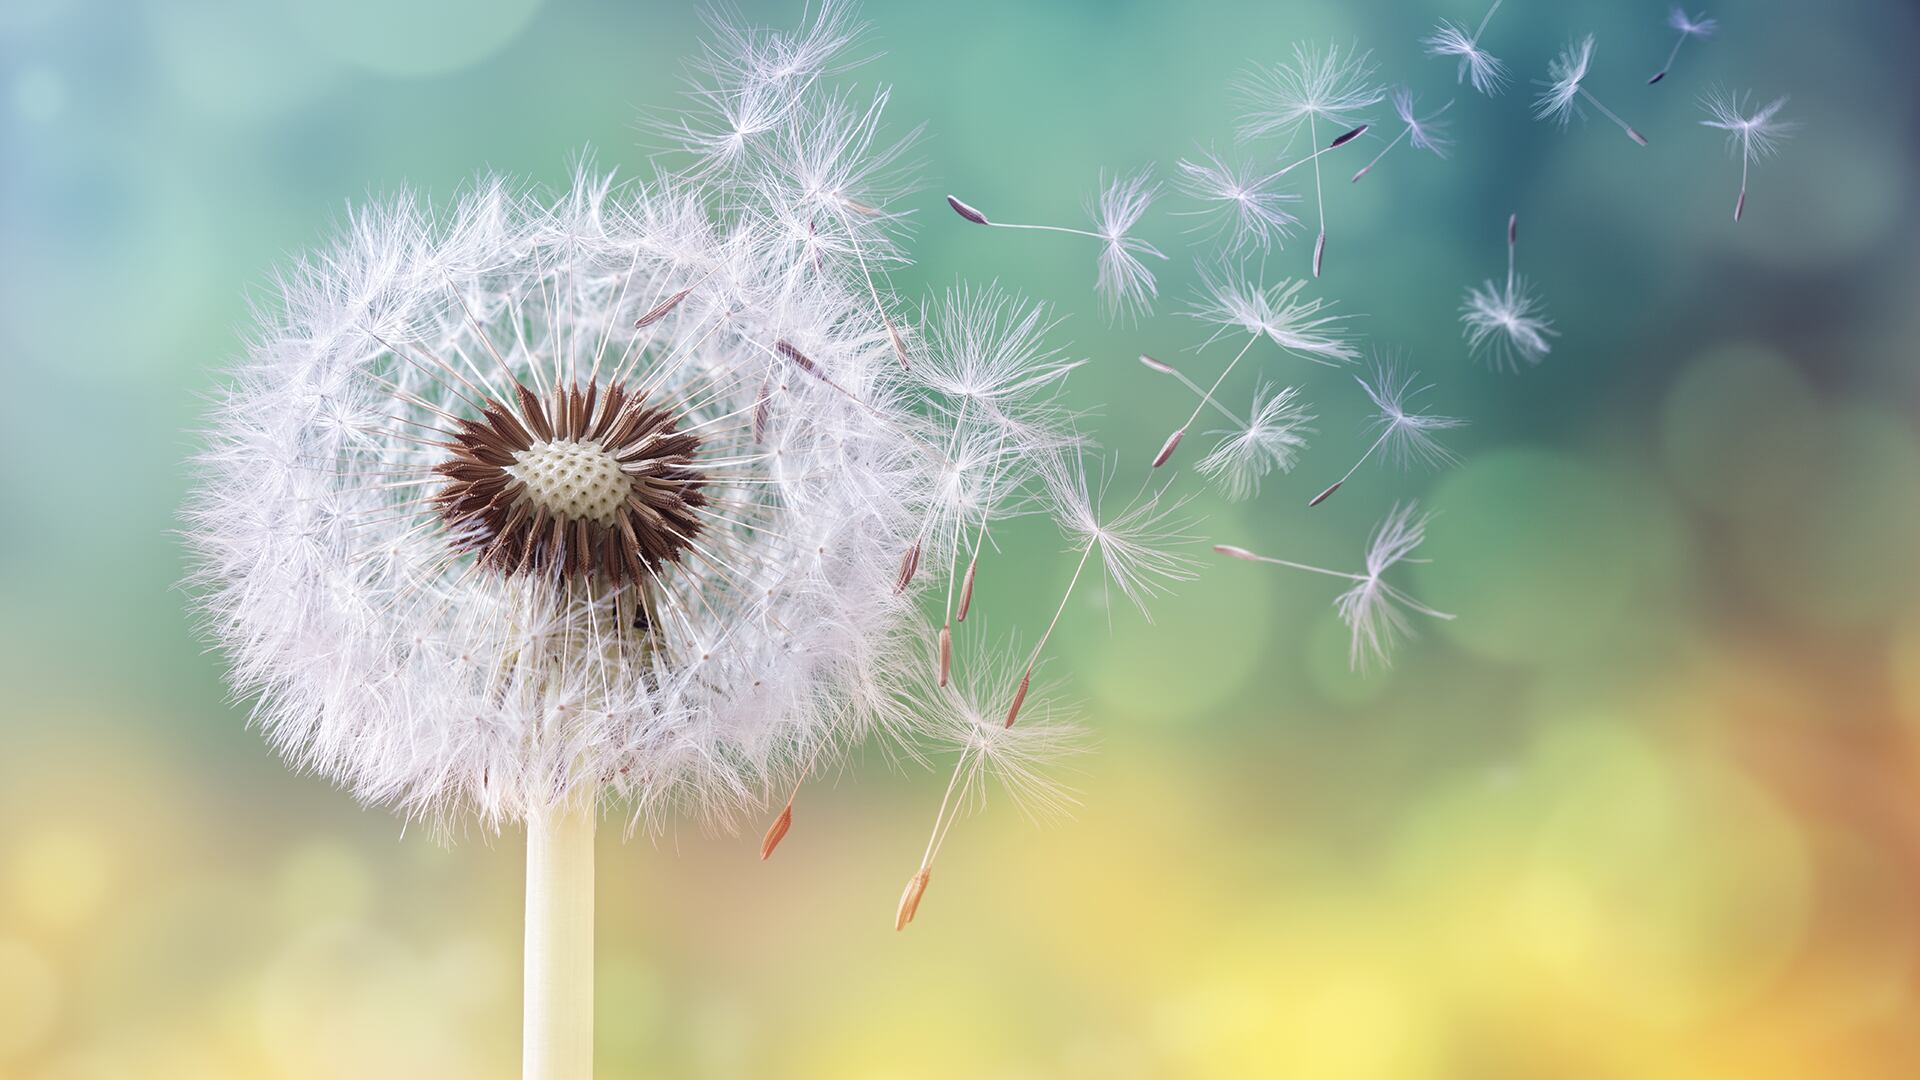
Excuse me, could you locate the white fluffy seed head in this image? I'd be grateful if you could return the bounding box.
[183,8,1084,832]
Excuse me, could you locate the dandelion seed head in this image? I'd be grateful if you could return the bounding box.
[1392,88,1453,157]
[1335,502,1453,670]
[1088,169,1166,323]
[1356,358,1466,469]
[1461,279,1556,371]
[183,7,1080,830]
[1534,35,1596,126]
[1236,42,1386,143]
[1669,8,1717,37]
[1197,382,1315,501]
[1042,456,1201,616]
[1173,148,1301,253]
[1422,21,1509,95]
[929,639,1086,823]
[1189,270,1359,365]
[1700,87,1796,159]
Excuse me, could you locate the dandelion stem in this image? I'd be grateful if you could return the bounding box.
[1180,334,1262,435]
[1651,33,1687,84]
[1266,125,1367,181]
[1473,0,1505,40]
[982,221,1107,242]
[1506,219,1518,294]
[1308,113,1328,277]
[1310,425,1393,507]
[1013,538,1096,721]
[1226,551,1364,581]
[1576,87,1648,146]
[524,798,595,1080]
[1737,140,1751,220]
[1352,126,1409,182]
[1142,355,1245,427]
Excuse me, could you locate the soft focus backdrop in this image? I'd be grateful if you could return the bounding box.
[4,0,1920,1076]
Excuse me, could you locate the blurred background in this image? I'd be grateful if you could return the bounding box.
[4,0,1919,1076]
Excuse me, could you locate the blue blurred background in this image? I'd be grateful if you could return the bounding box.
[3,0,1919,1076]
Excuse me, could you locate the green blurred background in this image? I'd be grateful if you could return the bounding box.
[4,0,1919,1076]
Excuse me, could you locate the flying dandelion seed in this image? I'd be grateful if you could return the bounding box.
[1141,355,1313,499]
[1352,89,1453,183]
[1460,213,1557,371]
[1422,0,1510,95]
[1149,270,1355,471]
[1699,87,1796,221]
[895,634,1087,929]
[1236,42,1386,277]
[1649,8,1717,85]
[1196,382,1316,500]
[1534,35,1649,146]
[1217,502,1454,669]
[946,169,1168,322]
[1173,147,1302,254]
[994,456,1199,731]
[1308,358,1465,507]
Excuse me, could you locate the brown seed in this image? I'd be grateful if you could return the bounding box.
[956,555,977,622]
[1329,122,1369,149]
[1138,353,1176,375]
[1308,480,1342,507]
[1004,668,1031,728]
[1312,232,1327,278]
[895,539,922,594]
[1508,213,1519,246]
[775,339,821,377]
[752,380,771,443]
[635,287,694,329]
[885,313,911,370]
[946,194,989,225]
[937,624,952,687]
[1152,428,1185,469]
[760,803,793,861]
[1214,544,1262,562]
[895,868,931,930]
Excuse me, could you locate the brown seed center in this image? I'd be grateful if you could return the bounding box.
[432,380,708,586]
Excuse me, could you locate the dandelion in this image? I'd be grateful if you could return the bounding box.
[946,169,1167,321]
[1700,87,1796,221]
[1460,213,1556,371]
[895,636,1086,929]
[1236,42,1386,277]
[1534,35,1649,146]
[1150,271,1354,471]
[1422,0,1510,95]
[1308,359,1465,507]
[1217,502,1454,669]
[1351,89,1453,183]
[1172,148,1301,254]
[185,4,1095,1069]
[1649,8,1717,85]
